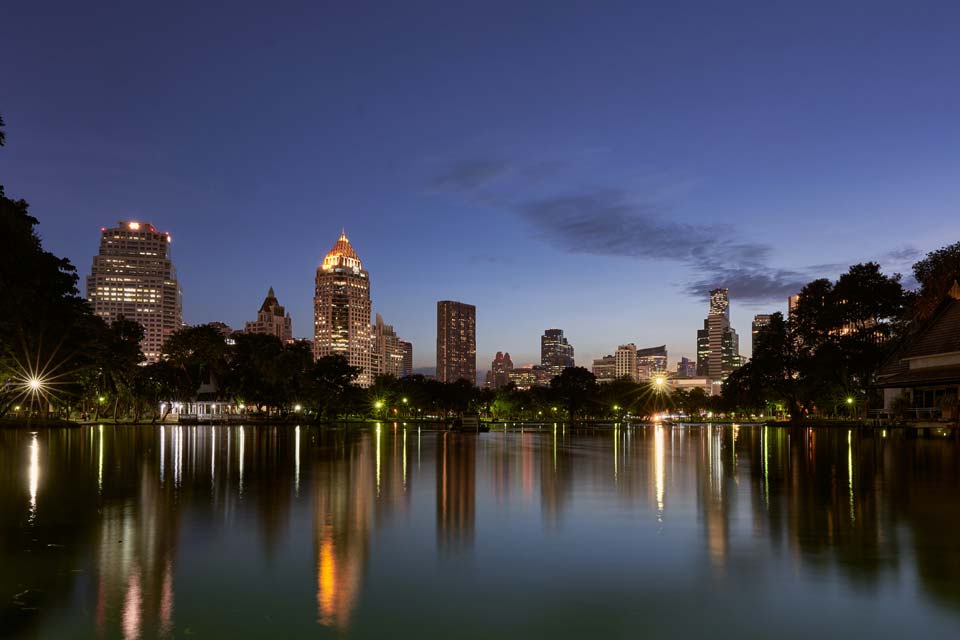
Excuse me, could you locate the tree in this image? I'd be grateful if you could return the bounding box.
[549,367,598,420]
[163,324,231,395]
[912,241,960,320]
[304,355,361,420]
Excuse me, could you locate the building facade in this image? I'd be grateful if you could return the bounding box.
[375,313,404,378]
[245,287,293,342]
[592,355,617,383]
[541,328,574,375]
[615,344,638,381]
[313,230,376,387]
[400,340,413,378]
[636,345,668,379]
[436,300,476,384]
[86,220,182,362]
[676,356,697,378]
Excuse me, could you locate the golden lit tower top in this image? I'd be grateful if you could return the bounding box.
[321,229,362,272]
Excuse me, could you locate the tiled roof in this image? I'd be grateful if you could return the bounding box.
[876,289,960,387]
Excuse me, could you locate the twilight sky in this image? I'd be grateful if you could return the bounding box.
[2,1,958,371]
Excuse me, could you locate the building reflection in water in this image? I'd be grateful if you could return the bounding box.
[6,423,960,637]
[313,431,373,631]
[437,432,476,552]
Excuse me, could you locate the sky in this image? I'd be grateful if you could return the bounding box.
[2,1,958,372]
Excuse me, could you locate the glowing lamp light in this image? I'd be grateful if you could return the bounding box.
[402,397,408,404]
[654,376,666,387]
[128,222,140,230]
[374,400,384,409]
[239,404,246,410]
[294,404,302,412]
[28,377,43,391]
[846,397,854,405]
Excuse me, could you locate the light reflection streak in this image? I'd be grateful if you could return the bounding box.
[613,424,619,482]
[159,426,165,485]
[238,426,245,496]
[848,430,855,523]
[375,423,381,497]
[295,425,301,496]
[654,425,665,519]
[28,432,39,521]
[98,424,104,494]
[211,426,216,486]
[402,428,407,489]
[121,567,142,640]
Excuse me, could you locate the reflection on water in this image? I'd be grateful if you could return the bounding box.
[2,424,960,638]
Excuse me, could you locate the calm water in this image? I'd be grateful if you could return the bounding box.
[2,423,960,638]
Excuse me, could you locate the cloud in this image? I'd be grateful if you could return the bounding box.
[684,268,810,303]
[430,159,509,191]
[519,189,769,266]
[429,159,923,303]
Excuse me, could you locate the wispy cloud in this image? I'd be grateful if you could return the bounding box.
[430,159,509,191]
[430,157,922,303]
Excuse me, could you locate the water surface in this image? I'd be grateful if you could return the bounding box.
[2,423,960,638]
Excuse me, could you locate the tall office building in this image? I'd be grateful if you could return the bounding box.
[314,230,376,387]
[615,344,638,381]
[400,340,413,378]
[436,301,476,384]
[244,287,293,342]
[86,220,182,362]
[540,328,575,375]
[695,288,741,379]
[374,313,404,378]
[751,314,773,357]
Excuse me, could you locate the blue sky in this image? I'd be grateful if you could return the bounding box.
[1,1,958,370]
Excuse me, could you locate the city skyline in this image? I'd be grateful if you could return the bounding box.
[3,2,956,370]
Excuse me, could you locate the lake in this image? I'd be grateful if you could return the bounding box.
[2,423,960,638]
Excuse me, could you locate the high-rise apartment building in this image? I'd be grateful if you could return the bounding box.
[695,288,741,379]
[436,301,476,384]
[540,328,574,375]
[244,287,293,342]
[86,221,182,362]
[374,313,404,378]
[400,340,413,378]
[751,314,772,357]
[314,230,376,387]
[615,344,638,381]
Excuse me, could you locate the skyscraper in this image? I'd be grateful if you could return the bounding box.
[696,288,741,379]
[86,220,182,362]
[436,301,476,384]
[314,230,376,387]
[374,313,404,378]
[540,328,575,375]
[245,287,293,342]
[751,314,772,357]
[400,340,413,378]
